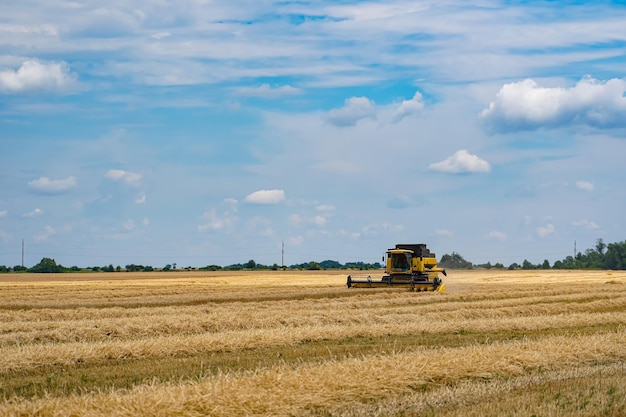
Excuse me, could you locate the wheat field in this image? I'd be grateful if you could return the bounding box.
[0,269,625,416]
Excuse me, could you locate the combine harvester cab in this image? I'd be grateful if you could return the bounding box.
[346,244,446,292]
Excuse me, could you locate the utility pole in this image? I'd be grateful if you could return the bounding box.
[21,239,24,268]
[574,240,577,259]
[281,240,284,268]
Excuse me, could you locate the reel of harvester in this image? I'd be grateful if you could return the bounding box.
[346,244,446,292]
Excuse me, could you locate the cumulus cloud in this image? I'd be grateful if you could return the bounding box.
[392,91,425,122]
[429,150,490,174]
[0,60,77,93]
[480,76,626,132]
[28,176,77,194]
[244,189,286,204]
[576,180,594,191]
[236,83,302,98]
[105,169,142,187]
[326,96,376,127]
[536,223,555,237]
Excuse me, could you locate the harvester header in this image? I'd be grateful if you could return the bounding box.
[346,243,446,292]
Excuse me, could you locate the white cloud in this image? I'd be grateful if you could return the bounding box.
[135,194,146,204]
[326,97,376,127]
[23,208,43,218]
[488,230,507,241]
[105,169,142,187]
[576,180,594,191]
[315,204,335,212]
[362,222,404,236]
[0,210,7,218]
[198,209,236,232]
[536,224,555,237]
[0,60,77,93]
[435,229,454,237]
[392,91,425,122]
[123,219,135,231]
[429,150,490,174]
[573,219,599,229]
[236,83,302,98]
[34,225,55,242]
[28,176,77,194]
[480,76,626,132]
[244,189,286,204]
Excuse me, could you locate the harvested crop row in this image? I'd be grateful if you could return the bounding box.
[1,290,624,347]
[1,331,623,417]
[2,309,624,371]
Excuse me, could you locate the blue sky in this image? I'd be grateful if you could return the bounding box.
[1,0,625,268]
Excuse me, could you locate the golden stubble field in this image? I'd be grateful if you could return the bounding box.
[0,269,625,416]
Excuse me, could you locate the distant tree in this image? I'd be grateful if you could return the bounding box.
[319,260,342,269]
[30,257,64,273]
[494,263,504,269]
[521,259,535,270]
[508,263,519,270]
[143,265,154,272]
[306,261,321,270]
[595,238,607,255]
[0,265,8,273]
[244,259,257,269]
[163,264,172,271]
[13,265,28,272]
[605,241,626,270]
[439,252,472,269]
[172,263,177,270]
[541,259,551,269]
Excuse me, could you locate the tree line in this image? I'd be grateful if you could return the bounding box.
[1,239,624,273]
[440,239,626,270]
[0,258,383,273]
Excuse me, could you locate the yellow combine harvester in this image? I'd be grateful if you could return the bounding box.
[346,244,446,292]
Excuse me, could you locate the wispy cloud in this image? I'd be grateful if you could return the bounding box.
[23,208,43,218]
[105,169,142,187]
[235,84,302,98]
[573,219,599,229]
[576,180,594,191]
[28,176,77,194]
